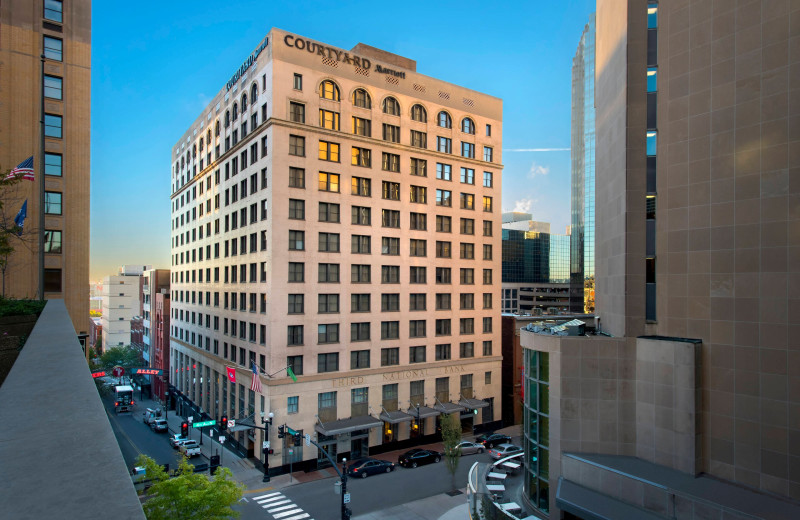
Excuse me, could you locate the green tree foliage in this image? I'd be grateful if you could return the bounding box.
[441,413,462,491]
[134,454,244,520]
[0,169,27,297]
[98,345,143,371]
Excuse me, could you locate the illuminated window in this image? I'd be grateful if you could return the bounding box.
[319,80,341,101]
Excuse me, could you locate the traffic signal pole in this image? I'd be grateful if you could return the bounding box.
[306,436,352,520]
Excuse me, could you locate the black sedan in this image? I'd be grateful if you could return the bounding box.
[476,433,512,448]
[347,458,395,478]
[398,449,441,468]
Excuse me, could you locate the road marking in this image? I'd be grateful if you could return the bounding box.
[262,499,291,508]
[273,510,304,519]
[266,504,296,513]
[281,514,310,520]
[252,492,281,500]
[258,496,287,504]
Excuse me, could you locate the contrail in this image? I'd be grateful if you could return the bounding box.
[503,148,570,152]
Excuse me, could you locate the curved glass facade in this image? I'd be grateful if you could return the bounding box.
[523,349,549,514]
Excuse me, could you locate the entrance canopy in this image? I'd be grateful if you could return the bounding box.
[406,405,440,419]
[379,410,414,424]
[315,415,382,436]
[458,397,490,409]
[433,402,466,414]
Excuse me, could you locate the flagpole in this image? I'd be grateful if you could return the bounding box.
[38,53,45,300]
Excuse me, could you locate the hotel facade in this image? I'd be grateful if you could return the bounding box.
[169,29,503,470]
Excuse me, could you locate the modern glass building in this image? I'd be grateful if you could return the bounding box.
[502,230,570,285]
[569,14,595,314]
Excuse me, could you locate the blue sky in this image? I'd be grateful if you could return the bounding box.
[90,0,595,280]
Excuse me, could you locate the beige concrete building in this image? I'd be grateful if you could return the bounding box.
[508,1,800,519]
[0,0,90,338]
[101,265,150,353]
[169,29,503,471]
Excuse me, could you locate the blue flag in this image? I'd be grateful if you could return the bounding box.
[14,200,27,236]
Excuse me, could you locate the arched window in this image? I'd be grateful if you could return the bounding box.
[352,88,371,109]
[251,83,258,103]
[319,80,341,101]
[241,93,248,111]
[185,151,190,163]
[181,157,185,169]
[224,111,230,128]
[232,102,239,121]
[461,117,475,134]
[192,144,196,157]
[382,96,400,116]
[199,138,204,152]
[438,111,452,128]
[207,129,212,143]
[215,121,220,136]
[411,104,427,122]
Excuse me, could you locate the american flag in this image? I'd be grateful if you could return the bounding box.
[5,156,34,181]
[250,361,262,393]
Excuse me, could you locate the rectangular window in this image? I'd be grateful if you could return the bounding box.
[483,171,493,187]
[436,189,452,207]
[437,137,452,154]
[460,168,475,185]
[319,109,340,130]
[410,130,427,149]
[409,239,426,257]
[290,102,306,123]
[287,325,304,345]
[351,206,371,226]
[409,185,426,204]
[409,293,426,311]
[44,0,63,22]
[44,191,62,214]
[483,269,493,285]
[288,294,304,314]
[319,202,340,222]
[409,266,426,284]
[382,181,400,201]
[460,243,475,259]
[352,117,371,137]
[435,344,451,361]
[381,237,400,255]
[44,114,62,138]
[483,317,493,333]
[460,342,475,358]
[460,268,474,284]
[461,142,475,159]
[483,293,493,309]
[382,152,400,172]
[436,215,452,233]
[381,265,400,284]
[483,220,493,236]
[289,167,305,188]
[483,244,493,260]
[351,147,371,168]
[351,177,371,197]
[436,293,452,310]
[382,209,400,228]
[351,264,370,283]
[318,324,340,344]
[319,141,340,162]
[436,242,452,260]
[318,294,340,314]
[460,193,475,210]
[351,234,370,254]
[288,135,306,156]
[382,124,400,143]
[43,230,62,253]
[318,352,339,372]
[288,230,305,250]
[288,262,304,282]
[482,196,493,212]
[293,73,303,90]
[409,212,427,230]
[319,172,340,192]
[288,199,305,220]
[287,395,299,414]
[351,349,370,368]
[483,147,493,162]
[318,263,340,283]
[436,319,451,336]
[319,232,340,252]
[381,347,400,366]
[381,293,400,312]
[460,218,475,235]
[44,268,61,292]
[44,36,62,61]
[436,163,452,181]
[460,293,474,310]
[44,153,62,176]
[410,346,426,363]
[410,158,427,177]
[351,293,370,313]
[486,124,492,136]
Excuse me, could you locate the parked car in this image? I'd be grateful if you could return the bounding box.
[179,440,201,457]
[398,449,441,468]
[488,443,523,460]
[169,434,189,448]
[347,458,395,478]
[150,419,168,432]
[476,432,512,448]
[454,441,485,455]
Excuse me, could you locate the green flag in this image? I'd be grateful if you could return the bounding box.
[287,366,297,382]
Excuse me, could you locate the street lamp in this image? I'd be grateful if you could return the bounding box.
[260,411,274,482]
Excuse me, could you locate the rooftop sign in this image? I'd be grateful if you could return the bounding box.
[226,38,269,91]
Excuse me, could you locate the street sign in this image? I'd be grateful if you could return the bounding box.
[305,433,311,446]
[343,493,351,504]
[112,366,125,377]
[188,416,194,423]
[287,426,298,435]
[91,370,106,378]
[263,441,269,449]
[219,436,225,443]
[229,419,236,428]
[131,367,163,376]
[192,420,216,428]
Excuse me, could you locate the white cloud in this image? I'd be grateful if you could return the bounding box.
[528,162,550,178]
[512,198,535,213]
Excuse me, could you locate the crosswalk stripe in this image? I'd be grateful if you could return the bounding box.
[252,492,281,500]
[273,509,304,519]
[263,500,291,509]
[258,496,287,504]
[266,504,297,513]
[281,514,310,520]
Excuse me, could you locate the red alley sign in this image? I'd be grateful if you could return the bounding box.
[130,368,163,376]
[91,370,107,378]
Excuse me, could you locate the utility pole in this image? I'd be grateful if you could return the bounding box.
[306,436,351,520]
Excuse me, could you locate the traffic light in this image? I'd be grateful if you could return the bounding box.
[294,432,302,446]
[220,415,228,432]
[180,421,189,437]
[277,425,285,438]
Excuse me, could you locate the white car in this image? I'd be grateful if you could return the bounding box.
[169,434,189,448]
[179,440,201,457]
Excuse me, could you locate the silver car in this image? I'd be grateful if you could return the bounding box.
[488,443,523,460]
[455,441,485,456]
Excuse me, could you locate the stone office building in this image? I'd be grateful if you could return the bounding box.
[168,29,503,470]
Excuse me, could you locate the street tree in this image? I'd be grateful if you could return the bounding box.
[441,412,462,491]
[97,344,143,371]
[135,454,244,520]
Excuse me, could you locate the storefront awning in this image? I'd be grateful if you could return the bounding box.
[229,424,253,433]
[433,402,466,414]
[458,398,490,409]
[406,406,440,419]
[315,415,383,436]
[379,410,414,424]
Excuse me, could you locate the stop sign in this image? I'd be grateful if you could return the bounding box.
[112,366,125,377]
